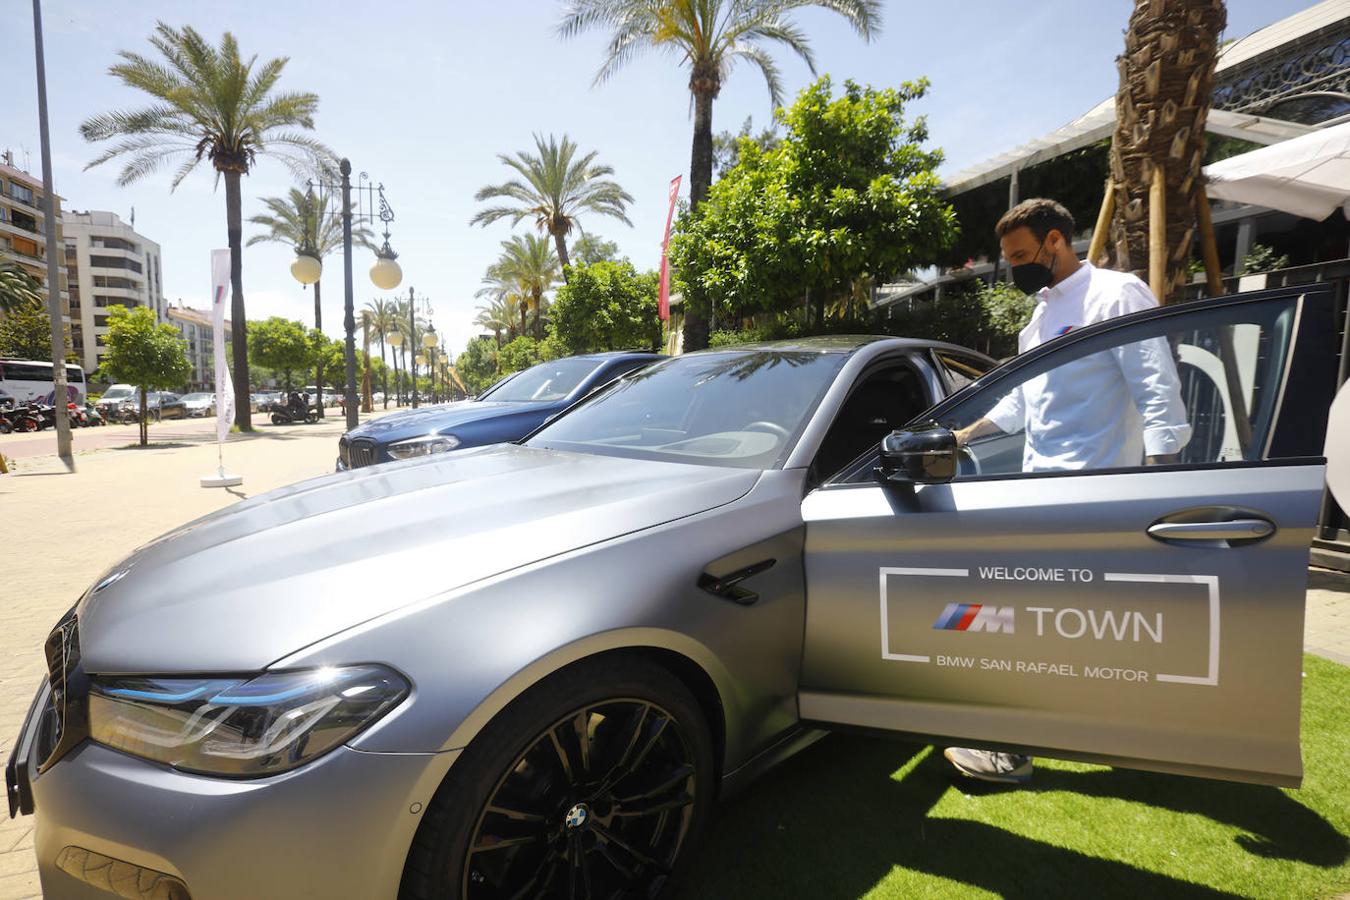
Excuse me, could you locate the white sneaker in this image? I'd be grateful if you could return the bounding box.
[943,747,1033,784]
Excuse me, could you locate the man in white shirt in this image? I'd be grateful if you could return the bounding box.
[943,198,1191,784]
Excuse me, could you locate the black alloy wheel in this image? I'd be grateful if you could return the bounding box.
[401,657,713,900]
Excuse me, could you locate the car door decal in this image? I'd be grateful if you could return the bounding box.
[879,566,1221,686]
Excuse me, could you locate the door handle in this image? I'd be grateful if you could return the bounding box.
[1146,518,1274,542]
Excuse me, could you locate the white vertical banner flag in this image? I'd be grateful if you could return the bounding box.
[210,249,235,444]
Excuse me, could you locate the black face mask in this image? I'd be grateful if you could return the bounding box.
[1010,237,1057,294]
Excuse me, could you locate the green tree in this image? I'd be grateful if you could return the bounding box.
[249,185,373,415]
[471,134,633,274]
[670,76,957,333]
[455,336,500,396]
[0,263,42,313]
[98,304,192,445]
[713,116,779,178]
[362,298,397,407]
[570,233,621,266]
[549,260,661,354]
[498,335,542,376]
[248,317,310,389]
[81,22,331,430]
[0,298,58,360]
[559,0,882,350]
[493,235,561,339]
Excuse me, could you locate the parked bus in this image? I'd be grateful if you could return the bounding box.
[0,358,87,406]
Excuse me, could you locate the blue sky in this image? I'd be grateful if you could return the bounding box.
[0,0,1315,357]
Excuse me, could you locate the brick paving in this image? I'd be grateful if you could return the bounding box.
[0,415,365,898]
[0,425,1346,898]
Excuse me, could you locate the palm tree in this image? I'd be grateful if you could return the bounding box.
[363,298,396,408]
[1107,0,1225,303]
[248,185,373,415]
[493,235,561,339]
[80,22,332,428]
[471,134,632,275]
[476,267,531,339]
[473,301,513,348]
[558,0,881,349]
[0,263,41,313]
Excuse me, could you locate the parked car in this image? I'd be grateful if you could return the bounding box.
[253,391,284,412]
[94,384,137,420]
[178,392,216,417]
[7,287,1340,900]
[118,391,188,422]
[336,351,661,470]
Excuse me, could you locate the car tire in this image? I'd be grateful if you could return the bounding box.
[399,656,714,900]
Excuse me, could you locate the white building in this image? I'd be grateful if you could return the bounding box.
[61,210,165,373]
[166,303,231,390]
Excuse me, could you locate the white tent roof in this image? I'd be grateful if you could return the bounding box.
[940,0,1345,197]
[942,101,1310,196]
[1204,119,1350,219]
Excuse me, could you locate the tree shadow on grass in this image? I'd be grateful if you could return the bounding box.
[678,734,1344,899]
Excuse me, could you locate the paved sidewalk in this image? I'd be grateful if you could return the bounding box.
[0,417,360,899]
[0,428,1347,897]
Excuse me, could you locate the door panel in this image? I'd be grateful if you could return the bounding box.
[799,463,1322,785]
[797,286,1339,787]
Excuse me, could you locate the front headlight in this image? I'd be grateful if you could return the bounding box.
[387,434,460,459]
[88,665,409,777]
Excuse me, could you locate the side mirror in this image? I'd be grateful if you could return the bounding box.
[877,424,958,484]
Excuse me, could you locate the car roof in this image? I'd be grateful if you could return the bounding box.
[682,335,989,358]
[569,351,664,361]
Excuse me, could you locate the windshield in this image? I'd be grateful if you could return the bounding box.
[103,386,134,400]
[181,393,211,402]
[527,350,846,468]
[485,358,600,403]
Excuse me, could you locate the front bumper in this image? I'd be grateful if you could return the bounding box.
[12,682,459,900]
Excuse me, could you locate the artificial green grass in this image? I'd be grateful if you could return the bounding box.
[678,654,1350,899]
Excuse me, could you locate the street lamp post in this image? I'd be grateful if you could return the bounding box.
[401,286,436,409]
[387,329,404,405]
[294,162,402,431]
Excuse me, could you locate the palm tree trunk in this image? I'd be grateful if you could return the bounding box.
[313,279,324,418]
[682,84,717,352]
[533,290,543,339]
[224,170,252,429]
[380,339,389,409]
[1108,0,1224,304]
[520,305,528,337]
[552,230,571,281]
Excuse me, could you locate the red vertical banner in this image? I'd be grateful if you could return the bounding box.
[658,175,682,321]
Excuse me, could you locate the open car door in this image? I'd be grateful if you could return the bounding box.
[798,285,1339,786]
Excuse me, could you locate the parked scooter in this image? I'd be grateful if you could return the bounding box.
[270,391,318,425]
[83,401,105,427]
[0,402,43,433]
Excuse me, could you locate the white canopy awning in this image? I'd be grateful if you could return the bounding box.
[1204,120,1350,220]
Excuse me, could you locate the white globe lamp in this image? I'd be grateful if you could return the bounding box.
[290,252,322,285]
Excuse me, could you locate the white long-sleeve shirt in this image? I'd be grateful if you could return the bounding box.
[985,262,1192,472]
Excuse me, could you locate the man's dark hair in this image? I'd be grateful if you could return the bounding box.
[995,198,1076,245]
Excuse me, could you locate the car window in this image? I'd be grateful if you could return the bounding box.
[812,361,933,482]
[934,350,996,391]
[485,359,599,402]
[833,295,1302,484]
[529,350,847,468]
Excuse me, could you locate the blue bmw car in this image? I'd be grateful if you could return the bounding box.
[336,351,660,469]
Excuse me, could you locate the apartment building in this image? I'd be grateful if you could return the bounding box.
[166,303,231,390]
[0,151,70,336]
[62,210,165,372]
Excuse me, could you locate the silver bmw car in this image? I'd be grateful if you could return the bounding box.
[6,285,1339,899]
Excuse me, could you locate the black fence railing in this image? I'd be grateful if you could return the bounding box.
[1186,259,1350,548]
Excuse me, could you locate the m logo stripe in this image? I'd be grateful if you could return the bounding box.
[934,603,983,630]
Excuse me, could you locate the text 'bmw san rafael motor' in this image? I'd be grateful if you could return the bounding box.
[6,285,1341,899]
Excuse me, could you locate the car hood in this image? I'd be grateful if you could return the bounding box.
[77,444,759,673]
[345,400,548,443]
